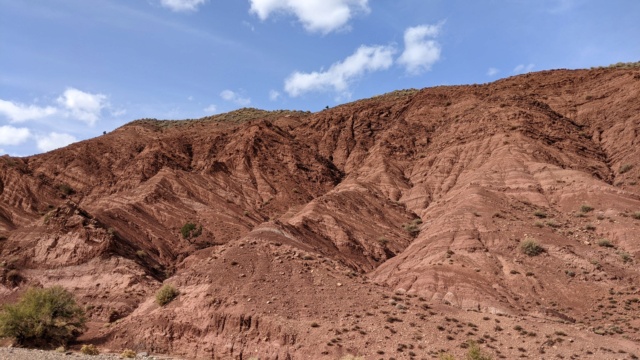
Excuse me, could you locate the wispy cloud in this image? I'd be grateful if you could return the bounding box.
[0,125,31,146]
[242,21,256,32]
[284,45,395,98]
[36,132,77,152]
[398,23,443,75]
[0,99,57,123]
[513,63,535,74]
[269,90,281,101]
[249,0,370,34]
[487,67,500,76]
[204,104,218,113]
[220,90,251,106]
[159,0,206,12]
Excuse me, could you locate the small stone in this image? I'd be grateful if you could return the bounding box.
[336,283,343,287]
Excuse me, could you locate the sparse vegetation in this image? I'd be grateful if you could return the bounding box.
[80,344,99,355]
[0,286,86,347]
[580,204,594,213]
[58,184,74,196]
[619,164,633,174]
[565,270,576,277]
[585,223,596,231]
[180,222,202,239]
[545,220,561,228]
[619,251,633,263]
[438,341,493,360]
[632,211,640,220]
[598,239,614,248]
[593,61,640,69]
[466,341,493,360]
[520,239,544,256]
[155,284,179,306]
[439,354,456,360]
[402,218,423,237]
[4,269,23,286]
[121,349,136,358]
[533,210,547,218]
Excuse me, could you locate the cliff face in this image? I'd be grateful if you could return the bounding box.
[1,67,640,359]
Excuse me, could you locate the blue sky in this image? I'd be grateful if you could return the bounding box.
[1,0,639,156]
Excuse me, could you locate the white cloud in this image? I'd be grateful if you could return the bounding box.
[249,0,370,34]
[284,45,395,97]
[220,90,251,106]
[160,0,206,12]
[36,132,77,153]
[487,67,500,76]
[269,90,281,101]
[0,125,31,146]
[204,104,218,113]
[56,88,107,126]
[398,24,442,75]
[513,63,535,74]
[0,99,57,123]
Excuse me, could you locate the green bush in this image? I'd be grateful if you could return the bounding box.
[438,342,493,360]
[0,286,86,347]
[156,284,179,306]
[520,239,544,256]
[180,222,202,239]
[80,344,99,355]
[121,349,136,358]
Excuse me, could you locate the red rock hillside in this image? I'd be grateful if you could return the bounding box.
[1,65,640,359]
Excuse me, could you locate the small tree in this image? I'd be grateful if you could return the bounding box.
[180,222,202,239]
[0,286,86,347]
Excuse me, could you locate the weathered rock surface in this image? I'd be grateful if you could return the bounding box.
[1,68,640,359]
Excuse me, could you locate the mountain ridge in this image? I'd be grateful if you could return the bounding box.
[1,66,640,359]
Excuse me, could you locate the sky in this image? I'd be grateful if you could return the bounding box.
[1,0,639,156]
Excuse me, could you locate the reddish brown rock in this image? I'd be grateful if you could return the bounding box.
[1,68,640,359]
